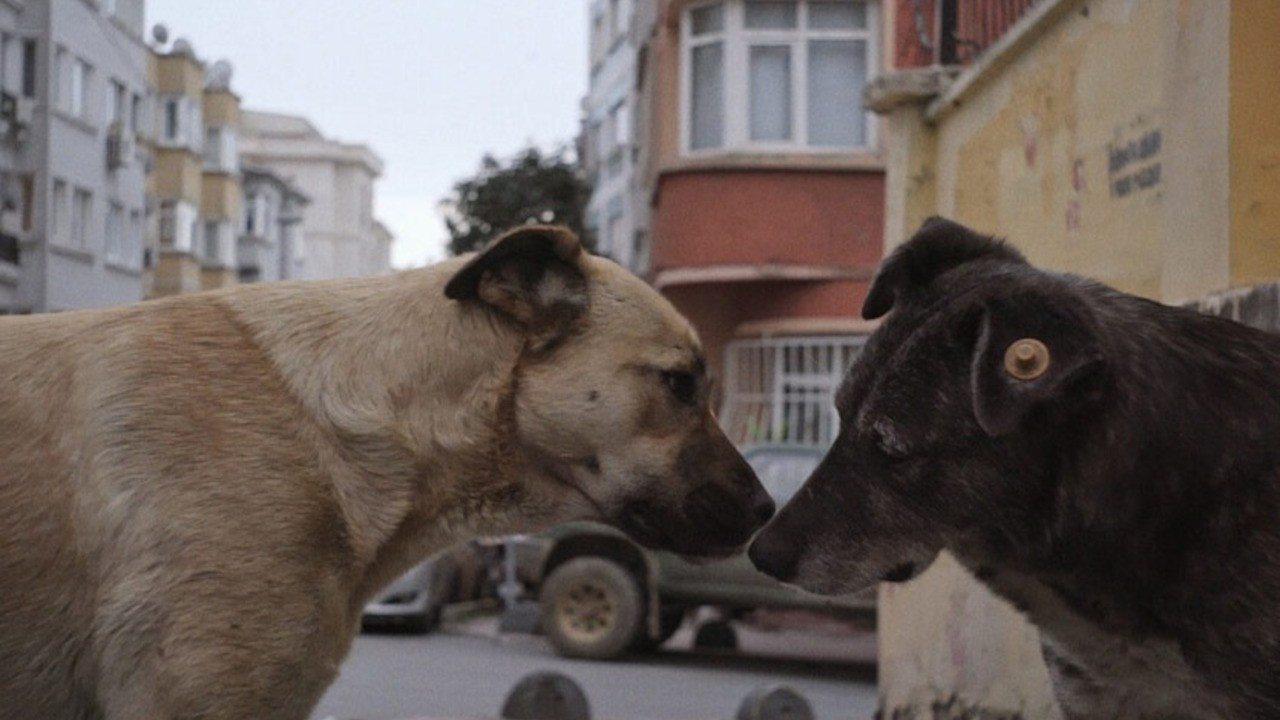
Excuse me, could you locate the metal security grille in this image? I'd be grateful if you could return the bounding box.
[720,335,867,448]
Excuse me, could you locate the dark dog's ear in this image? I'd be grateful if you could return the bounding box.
[445,225,588,351]
[863,217,1027,320]
[971,292,1104,436]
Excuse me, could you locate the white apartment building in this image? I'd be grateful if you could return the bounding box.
[238,164,308,284]
[238,109,391,280]
[582,0,647,274]
[0,0,148,312]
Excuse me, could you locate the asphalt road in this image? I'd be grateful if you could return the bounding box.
[311,612,878,720]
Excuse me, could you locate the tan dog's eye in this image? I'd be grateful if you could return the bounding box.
[661,370,698,406]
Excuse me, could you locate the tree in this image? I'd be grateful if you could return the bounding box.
[441,145,595,257]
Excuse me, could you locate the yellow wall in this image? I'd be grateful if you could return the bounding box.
[154,149,202,205]
[151,251,202,298]
[916,0,1229,303]
[202,89,241,128]
[1228,0,1280,286]
[154,53,203,96]
[200,267,236,292]
[201,174,241,220]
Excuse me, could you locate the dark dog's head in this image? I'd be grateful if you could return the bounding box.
[446,226,772,558]
[750,217,1107,593]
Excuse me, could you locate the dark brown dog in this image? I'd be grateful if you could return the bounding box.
[751,217,1280,719]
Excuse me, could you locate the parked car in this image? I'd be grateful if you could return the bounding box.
[509,445,875,659]
[361,553,458,634]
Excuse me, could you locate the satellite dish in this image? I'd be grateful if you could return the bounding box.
[172,38,195,57]
[207,60,233,90]
[151,24,169,46]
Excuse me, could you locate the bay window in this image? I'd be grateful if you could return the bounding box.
[682,0,875,153]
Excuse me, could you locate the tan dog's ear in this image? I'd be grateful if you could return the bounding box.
[445,225,588,351]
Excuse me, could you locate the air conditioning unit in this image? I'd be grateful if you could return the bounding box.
[106,124,134,170]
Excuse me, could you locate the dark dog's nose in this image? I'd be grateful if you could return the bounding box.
[751,488,776,524]
[748,530,798,582]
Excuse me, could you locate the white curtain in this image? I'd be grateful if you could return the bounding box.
[808,39,865,146]
[750,45,792,142]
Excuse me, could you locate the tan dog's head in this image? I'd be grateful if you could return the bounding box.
[445,225,773,558]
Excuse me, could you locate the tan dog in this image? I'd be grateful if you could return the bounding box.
[0,226,772,720]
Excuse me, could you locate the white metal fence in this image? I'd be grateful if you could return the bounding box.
[720,335,867,448]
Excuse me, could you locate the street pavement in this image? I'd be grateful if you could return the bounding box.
[311,606,878,720]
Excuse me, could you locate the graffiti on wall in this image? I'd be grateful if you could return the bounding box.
[1108,127,1162,199]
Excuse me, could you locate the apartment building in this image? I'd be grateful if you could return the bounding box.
[582,0,646,273]
[624,0,886,448]
[0,0,149,313]
[145,38,247,298]
[238,165,307,284]
[239,109,391,280]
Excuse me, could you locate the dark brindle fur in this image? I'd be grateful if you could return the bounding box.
[751,217,1280,719]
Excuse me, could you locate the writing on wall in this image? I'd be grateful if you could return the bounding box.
[1108,127,1162,199]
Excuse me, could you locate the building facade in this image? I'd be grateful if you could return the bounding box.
[582,0,646,273]
[0,0,148,313]
[629,0,886,447]
[145,39,247,299]
[239,109,391,280]
[238,165,307,284]
[867,0,1280,717]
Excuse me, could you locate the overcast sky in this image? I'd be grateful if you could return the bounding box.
[146,0,589,268]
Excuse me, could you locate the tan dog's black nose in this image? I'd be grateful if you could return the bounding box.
[751,488,776,524]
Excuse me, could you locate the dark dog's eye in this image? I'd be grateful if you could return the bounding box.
[661,370,698,405]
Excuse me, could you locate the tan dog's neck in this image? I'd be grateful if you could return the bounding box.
[219,264,542,598]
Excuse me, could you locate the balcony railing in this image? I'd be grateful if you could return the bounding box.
[939,0,1041,65]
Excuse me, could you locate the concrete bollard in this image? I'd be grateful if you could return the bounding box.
[736,684,814,720]
[501,670,591,720]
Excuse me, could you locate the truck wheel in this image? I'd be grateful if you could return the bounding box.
[540,557,644,659]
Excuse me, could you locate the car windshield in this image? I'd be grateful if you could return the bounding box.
[745,449,822,505]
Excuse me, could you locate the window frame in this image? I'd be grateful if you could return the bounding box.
[679,0,878,156]
[104,201,125,266]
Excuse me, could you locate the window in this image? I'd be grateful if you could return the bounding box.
[163,97,179,140]
[720,335,867,447]
[203,126,238,173]
[0,34,9,94]
[107,79,125,127]
[159,95,201,150]
[71,188,91,249]
[201,219,235,267]
[129,210,142,267]
[130,93,141,134]
[21,40,35,99]
[69,57,89,119]
[203,219,220,264]
[605,196,624,258]
[159,199,197,253]
[105,202,125,264]
[681,0,875,153]
[51,180,67,245]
